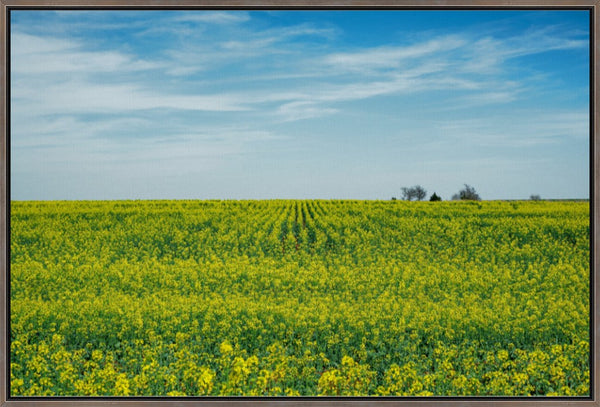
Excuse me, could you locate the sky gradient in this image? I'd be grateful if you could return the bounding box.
[10,10,590,201]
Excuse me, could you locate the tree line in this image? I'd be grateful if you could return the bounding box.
[393,184,481,202]
[394,185,544,202]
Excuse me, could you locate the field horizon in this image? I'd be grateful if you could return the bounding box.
[9,197,592,203]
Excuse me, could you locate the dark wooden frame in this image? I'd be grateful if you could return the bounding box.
[0,1,597,406]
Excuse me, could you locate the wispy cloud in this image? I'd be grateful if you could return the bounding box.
[323,35,466,73]
[14,13,586,121]
[171,11,250,25]
[461,26,587,74]
[12,33,161,75]
[162,23,337,76]
[276,101,339,122]
[12,76,251,115]
[11,115,152,149]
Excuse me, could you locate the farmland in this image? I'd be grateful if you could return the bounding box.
[10,199,590,396]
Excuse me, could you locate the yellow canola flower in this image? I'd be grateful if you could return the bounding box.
[9,199,590,396]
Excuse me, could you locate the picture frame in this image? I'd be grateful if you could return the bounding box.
[0,1,598,406]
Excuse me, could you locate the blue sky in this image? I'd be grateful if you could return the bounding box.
[10,10,590,200]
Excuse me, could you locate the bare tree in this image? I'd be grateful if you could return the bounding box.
[414,185,427,201]
[452,184,481,201]
[401,185,427,201]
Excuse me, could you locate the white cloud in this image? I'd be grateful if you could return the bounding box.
[162,23,337,76]
[244,64,481,121]
[11,32,160,74]
[171,11,250,25]
[11,32,76,53]
[11,22,586,128]
[12,79,250,114]
[445,90,519,109]
[461,27,587,74]
[17,16,573,128]
[11,115,152,148]
[323,36,465,73]
[277,101,339,122]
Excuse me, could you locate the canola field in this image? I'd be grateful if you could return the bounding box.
[10,199,590,396]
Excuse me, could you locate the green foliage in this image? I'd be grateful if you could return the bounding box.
[429,193,442,202]
[10,200,589,396]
